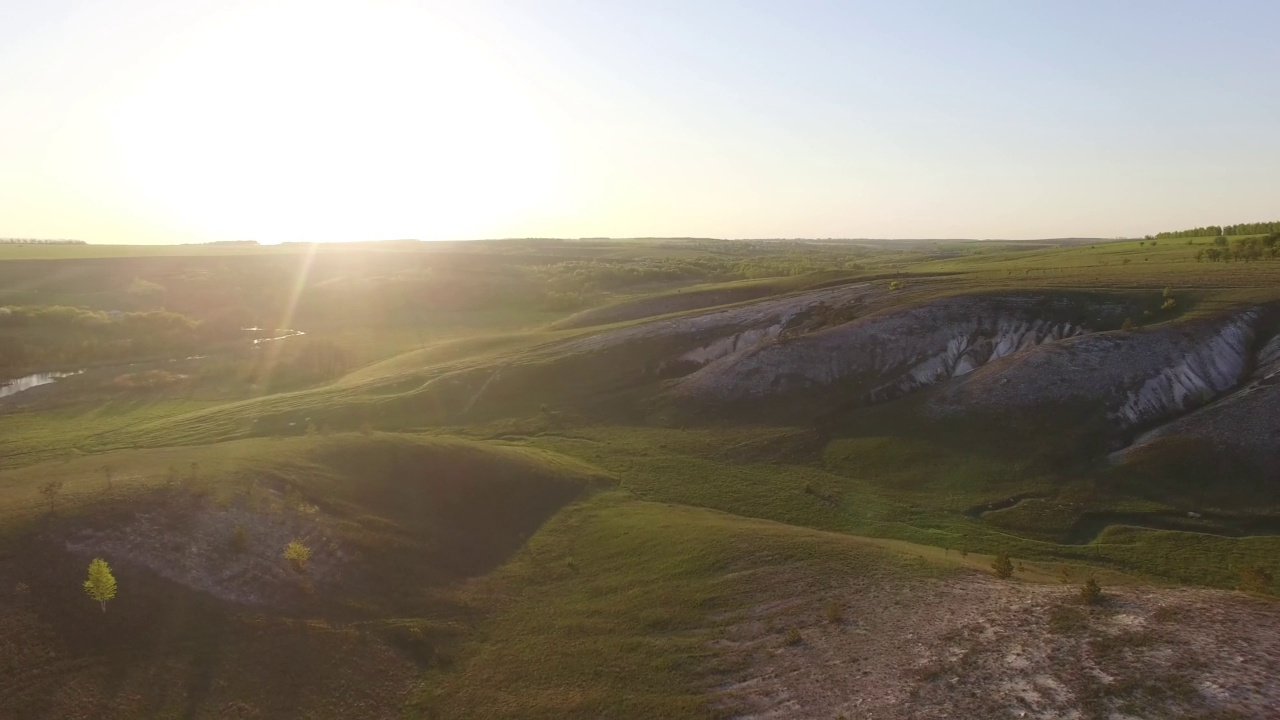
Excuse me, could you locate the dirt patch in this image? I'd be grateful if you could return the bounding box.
[713,570,1280,719]
[64,491,350,607]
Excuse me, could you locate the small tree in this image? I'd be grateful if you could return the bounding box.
[1080,577,1103,605]
[101,464,113,491]
[83,557,118,612]
[38,480,64,514]
[284,540,311,572]
[992,552,1014,579]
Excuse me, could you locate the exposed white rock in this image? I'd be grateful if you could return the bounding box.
[671,295,1096,402]
[930,307,1267,432]
[1114,321,1280,470]
[1256,332,1280,379]
[678,324,784,366]
[552,282,876,357]
[1111,312,1256,426]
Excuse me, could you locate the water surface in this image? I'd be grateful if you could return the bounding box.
[0,370,84,399]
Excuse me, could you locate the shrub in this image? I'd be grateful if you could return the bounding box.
[825,602,844,625]
[1239,566,1273,595]
[230,525,249,553]
[1080,577,1103,605]
[784,627,803,646]
[1161,298,1177,311]
[1048,605,1087,634]
[284,540,312,572]
[992,552,1014,579]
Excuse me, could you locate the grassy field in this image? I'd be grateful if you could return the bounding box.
[2,235,1279,717]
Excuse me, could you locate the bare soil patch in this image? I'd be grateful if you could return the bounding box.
[714,570,1280,719]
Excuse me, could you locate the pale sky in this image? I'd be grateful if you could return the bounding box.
[2,0,1278,244]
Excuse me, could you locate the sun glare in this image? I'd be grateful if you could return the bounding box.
[109,1,560,242]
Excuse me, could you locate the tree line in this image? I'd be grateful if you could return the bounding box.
[1154,221,1280,239]
[1194,234,1280,262]
[0,238,87,244]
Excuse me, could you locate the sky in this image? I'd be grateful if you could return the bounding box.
[2,0,1278,244]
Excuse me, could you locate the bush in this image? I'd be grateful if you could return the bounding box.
[825,602,844,625]
[283,539,312,572]
[1239,566,1273,595]
[784,627,803,646]
[1080,577,1103,605]
[992,552,1014,579]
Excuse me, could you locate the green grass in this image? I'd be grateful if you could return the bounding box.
[411,492,936,719]
[0,398,223,469]
[916,236,1280,290]
[508,424,1280,590]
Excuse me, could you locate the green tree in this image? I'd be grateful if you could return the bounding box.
[992,552,1014,579]
[83,557,118,612]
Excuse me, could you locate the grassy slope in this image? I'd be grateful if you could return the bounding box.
[0,433,616,718]
[412,492,946,719]
[3,237,1280,716]
[514,424,1280,590]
